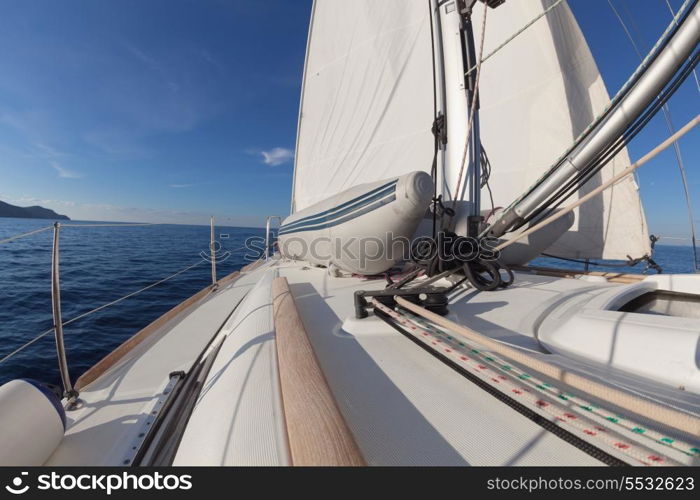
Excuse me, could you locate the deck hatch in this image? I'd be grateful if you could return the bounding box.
[617,290,700,319]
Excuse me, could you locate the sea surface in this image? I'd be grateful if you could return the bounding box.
[0,216,697,387]
[0,217,266,387]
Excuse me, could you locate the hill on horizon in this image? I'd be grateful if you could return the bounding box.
[0,200,70,220]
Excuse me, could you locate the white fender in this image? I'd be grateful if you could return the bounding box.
[0,379,66,465]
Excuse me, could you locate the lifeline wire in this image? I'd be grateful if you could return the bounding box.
[0,225,53,245]
[0,259,207,365]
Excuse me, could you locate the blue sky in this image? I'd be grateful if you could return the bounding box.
[0,0,697,241]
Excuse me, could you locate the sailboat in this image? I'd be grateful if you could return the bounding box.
[1,0,699,466]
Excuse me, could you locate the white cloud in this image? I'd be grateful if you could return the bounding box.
[122,42,159,70]
[34,143,69,158]
[260,147,294,167]
[199,49,224,72]
[51,162,82,179]
[169,183,195,188]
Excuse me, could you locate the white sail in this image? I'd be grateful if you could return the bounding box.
[292,0,436,212]
[292,0,651,260]
[472,0,650,260]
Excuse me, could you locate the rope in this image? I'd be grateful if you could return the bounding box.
[400,307,698,459]
[608,0,699,273]
[393,295,700,437]
[0,225,53,245]
[452,2,488,210]
[372,299,696,464]
[540,253,638,269]
[495,114,700,253]
[374,301,677,465]
[464,0,566,77]
[0,259,206,365]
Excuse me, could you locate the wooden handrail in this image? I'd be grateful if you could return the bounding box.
[272,277,365,466]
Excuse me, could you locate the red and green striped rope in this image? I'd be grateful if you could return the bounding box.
[370,299,695,466]
[396,305,699,460]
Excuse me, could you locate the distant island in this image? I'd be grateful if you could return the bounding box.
[0,200,70,220]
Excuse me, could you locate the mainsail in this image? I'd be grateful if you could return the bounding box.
[292,0,651,261]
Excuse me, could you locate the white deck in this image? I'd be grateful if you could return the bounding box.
[47,259,700,466]
[46,270,261,466]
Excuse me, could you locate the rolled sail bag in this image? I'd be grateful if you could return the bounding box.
[279,171,433,275]
[0,379,66,465]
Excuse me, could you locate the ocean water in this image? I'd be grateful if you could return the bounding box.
[532,244,698,275]
[0,217,266,387]
[0,216,697,388]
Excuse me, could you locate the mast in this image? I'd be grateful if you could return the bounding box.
[487,1,700,239]
[435,0,478,229]
[429,0,447,238]
[436,0,503,236]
